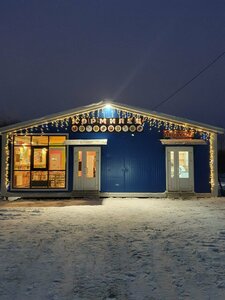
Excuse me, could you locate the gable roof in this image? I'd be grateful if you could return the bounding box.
[0,100,224,134]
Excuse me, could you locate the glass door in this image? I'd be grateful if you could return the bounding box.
[31,147,48,188]
[73,147,100,191]
[167,147,194,192]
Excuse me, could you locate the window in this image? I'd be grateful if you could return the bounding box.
[49,136,66,145]
[32,136,48,145]
[14,146,31,170]
[13,171,30,188]
[13,135,66,189]
[33,148,48,169]
[31,171,48,188]
[14,136,31,146]
[49,171,66,188]
[170,151,174,178]
[86,151,96,178]
[77,151,82,177]
[179,151,189,178]
[49,147,66,170]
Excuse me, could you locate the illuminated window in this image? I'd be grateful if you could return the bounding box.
[49,136,66,145]
[49,171,66,188]
[14,136,31,145]
[33,148,48,169]
[32,136,48,145]
[86,151,96,178]
[31,171,48,188]
[49,147,66,170]
[179,151,189,178]
[14,146,31,170]
[13,171,30,188]
[170,151,174,178]
[13,135,67,189]
[78,151,82,177]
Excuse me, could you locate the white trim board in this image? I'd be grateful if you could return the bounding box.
[100,192,167,198]
[65,139,107,145]
[160,139,207,145]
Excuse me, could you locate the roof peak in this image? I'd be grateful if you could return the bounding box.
[0,100,224,134]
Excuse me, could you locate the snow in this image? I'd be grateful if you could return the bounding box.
[0,197,225,300]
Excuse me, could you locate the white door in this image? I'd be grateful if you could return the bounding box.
[73,147,100,191]
[166,147,194,192]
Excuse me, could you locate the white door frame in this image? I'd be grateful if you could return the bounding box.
[166,146,194,192]
[73,147,101,191]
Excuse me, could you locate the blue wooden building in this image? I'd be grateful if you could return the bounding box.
[0,101,223,198]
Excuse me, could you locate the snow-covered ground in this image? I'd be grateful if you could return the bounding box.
[1,198,225,300]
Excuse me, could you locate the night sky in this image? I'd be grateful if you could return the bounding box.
[0,0,225,128]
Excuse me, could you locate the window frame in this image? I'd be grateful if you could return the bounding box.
[11,134,68,190]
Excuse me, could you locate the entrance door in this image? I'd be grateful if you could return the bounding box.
[73,147,100,191]
[166,147,194,192]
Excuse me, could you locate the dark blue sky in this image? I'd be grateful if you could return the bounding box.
[0,0,225,127]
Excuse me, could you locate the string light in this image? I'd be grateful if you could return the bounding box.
[5,133,12,189]
[209,133,216,192]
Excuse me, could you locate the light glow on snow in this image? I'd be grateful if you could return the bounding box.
[0,198,225,299]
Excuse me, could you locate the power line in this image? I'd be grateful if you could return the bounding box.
[152,50,225,110]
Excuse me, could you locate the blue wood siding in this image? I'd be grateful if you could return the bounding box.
[194,145,211,193]
[70,126,166,192]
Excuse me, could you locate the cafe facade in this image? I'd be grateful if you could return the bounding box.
[0,101,223,198]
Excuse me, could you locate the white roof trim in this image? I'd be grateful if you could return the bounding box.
[0,100,223,134]
[64,139,108,145]
[160,139,207,145]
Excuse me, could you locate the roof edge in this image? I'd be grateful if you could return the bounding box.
[108,101,224,134]
[0,100,224,134]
